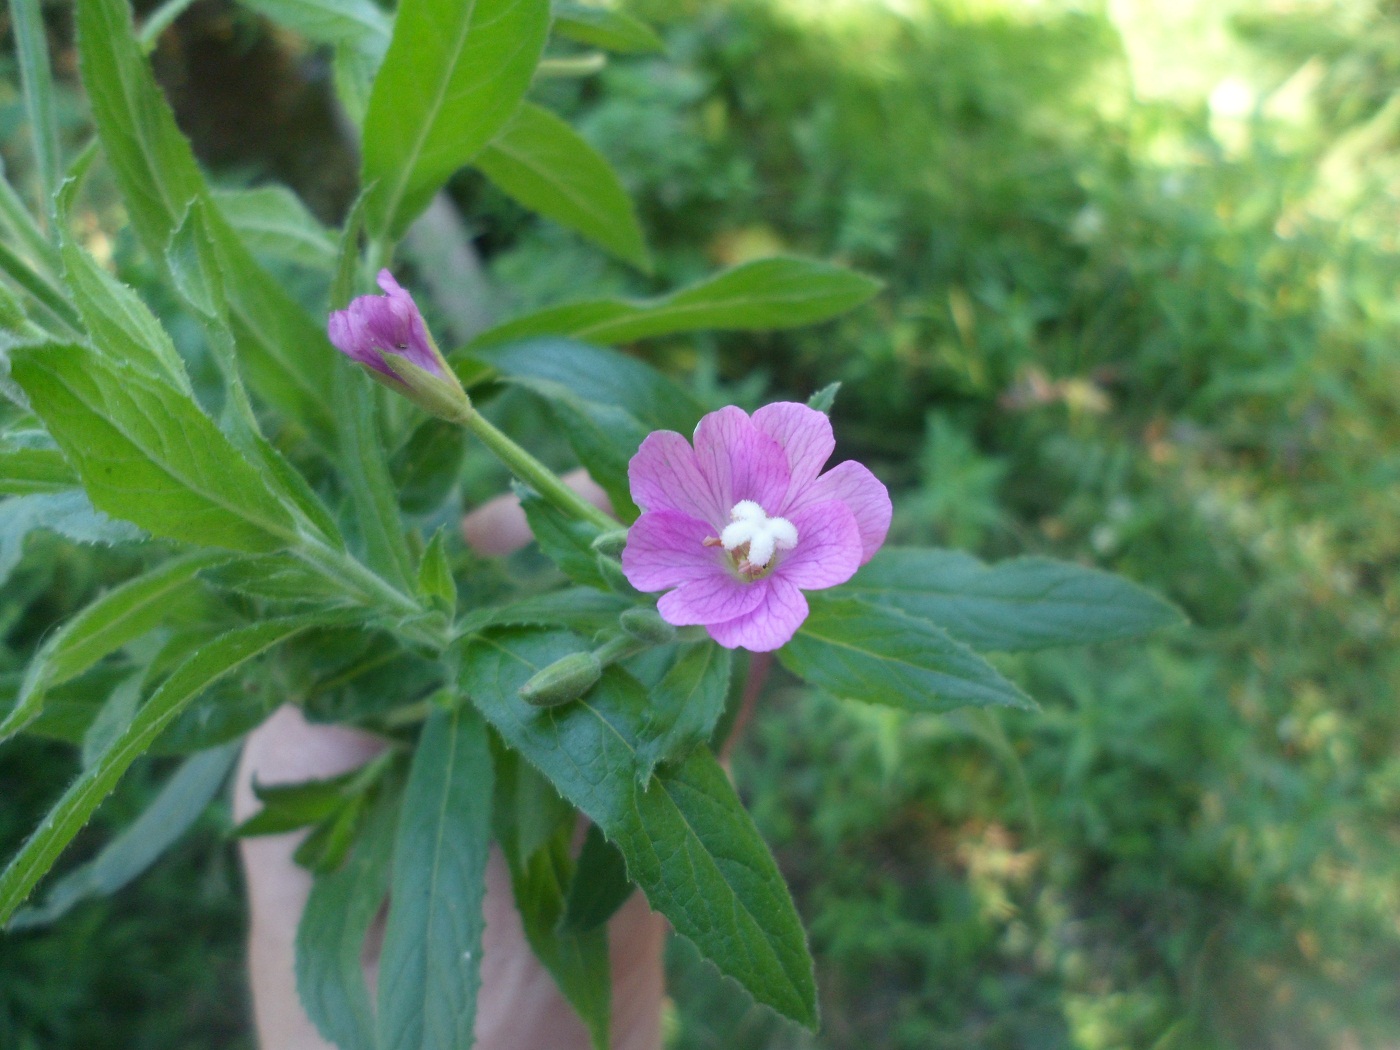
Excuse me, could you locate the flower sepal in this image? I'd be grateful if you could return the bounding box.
[378,351,471,422]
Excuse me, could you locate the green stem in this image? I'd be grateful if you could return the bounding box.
[294,535,446,651]
[455,404,617,533]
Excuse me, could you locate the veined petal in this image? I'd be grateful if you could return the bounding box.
[621,510,721,592]
[705,576,809,652]
[629,430,726,526]
[776,499,862,589]
[657,570,767,627]
[693,406,790,514]
[753,401,835,507]
[795,460,891,563]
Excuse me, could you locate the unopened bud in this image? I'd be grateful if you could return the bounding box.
[590,529,629,557]
[595,554,641,597]
[518,651,602,707]
[619,608,675,645]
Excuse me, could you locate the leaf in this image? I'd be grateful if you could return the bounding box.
[213,185,338,271]
[391,417,466,515]
[0,616,318,925]
[0,431,75,494]
[468,257,882,349]
[476,103,649,270]
[296,787,397,1050]
[361,0,551,239]
[238,0,391,50]
[7,744,239,930]
[76,0,338,442]
[806,381,840,413]
[9,0,62,207]
[779,596,1035,714]
[80,669,145,768]
[10,343,300,552]
[456,587,631,636]
[416,527,455,612]
[840,547,1187,652]
[519,492,610,590]
[552,2,663,54]
[561,823,631,933]
[376,705,493,1050]
[634,642,731,782]
[0,490,141,589]
[460,628,818,1028]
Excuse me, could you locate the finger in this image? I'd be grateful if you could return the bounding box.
[462,468,612,556]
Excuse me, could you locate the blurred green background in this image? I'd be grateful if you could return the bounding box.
[3,0,1399,1047]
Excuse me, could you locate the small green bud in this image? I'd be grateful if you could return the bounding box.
[519,651,602,707]
[619,607,675,645]
[595,553,641,597]
[590,529,630,557]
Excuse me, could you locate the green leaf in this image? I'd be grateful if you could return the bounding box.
[780,596,1034,714]
[841,547,1187,652]
[377,705,493,1050]
[7,744,239,930]
[0,490,140,588]
[391,417,466,515]
[456,587,631,636]
[520,492,610,590]
[213,185,338,271]
[362,0,551,239]
[0,432,75,495]
[9,0,62,209]
[476,103,649,270]
[460,628,818,1027]
[468,257,882,349]
[0,616,317,925]
[76,0,338,442]
[238,0,391,50]
[552,2,663,54]
[237,760,385,837]
[10,343,300,552]
[417,527,455,612]
[561,823,631,933]
[297,787,397,1050]
[806,381,840,413]
[634,642,731,783]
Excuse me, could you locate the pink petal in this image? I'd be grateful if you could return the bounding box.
[629,430,726,527]
[752,402,835,506]
[705,576,809,652]
[776,500,862,590]
[793,460,891,564]
[693,406,790,516]
[621,510,721,592]
[657,570,767,627]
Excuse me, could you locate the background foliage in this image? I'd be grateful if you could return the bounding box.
[2,0,1398,1047]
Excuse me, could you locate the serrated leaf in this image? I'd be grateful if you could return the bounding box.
[460,628,818,1028]
[0,490,141,588]
[391,417,466,515]
[0,616,318,925]
[213,185,338,271]
[780,596,1034,713]
[806,381,839,413]
[7,744,239,930]
[561,823,631,933]
[634,642,731,782]
[456,587,631,636]
[841,547,1187,652]
[10,343,300,552]
[376,705,493,1050]
[417,527,455,611]
[362,0,551,239]
[519,492,610,590]
[552,2,663,54]
[468,257,882,349]
[477,103,649,270]
[0,431,74,495]
[239,0,391,48]
[296,787,397,1050]
[10,0,61,207]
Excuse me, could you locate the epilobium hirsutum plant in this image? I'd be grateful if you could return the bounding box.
[0,0,1182,1044]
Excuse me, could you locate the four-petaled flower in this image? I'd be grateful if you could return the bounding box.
[622,403,891,651]
[327,270,468,420]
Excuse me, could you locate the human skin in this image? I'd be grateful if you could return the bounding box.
[234,471,668,1050]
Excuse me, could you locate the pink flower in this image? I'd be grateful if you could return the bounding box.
[621,402,891,651]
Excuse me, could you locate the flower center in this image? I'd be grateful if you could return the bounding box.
[707,500,798,577]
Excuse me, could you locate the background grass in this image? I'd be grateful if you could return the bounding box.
[3,0,1399,1047]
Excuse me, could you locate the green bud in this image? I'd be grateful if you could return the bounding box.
[619,607,676,645]
[590,528,630,557]
[519,651,602,707]
[595,553,641,597]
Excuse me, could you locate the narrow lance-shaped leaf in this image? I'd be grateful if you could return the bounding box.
[10,343,300,553]
[0,550,229,742]
[552,2,664,54]
[476,103,650,271]
[467,257,882,350]
[9,0,61,208]
[376,705,494,1050]
[780,596,1035,714]
[362,0,551,239]
[460,628,818,1029]
[0,432,75,495]
[840,547,1187,652]
[8,743,239,929]
[633,642,732,782]
[0,616,319,925]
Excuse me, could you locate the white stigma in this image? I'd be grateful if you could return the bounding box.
[720,500,798,569]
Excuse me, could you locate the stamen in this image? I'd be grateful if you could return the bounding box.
[718,500,798,570]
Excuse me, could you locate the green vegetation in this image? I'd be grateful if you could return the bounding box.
[3,0,1398,1047]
